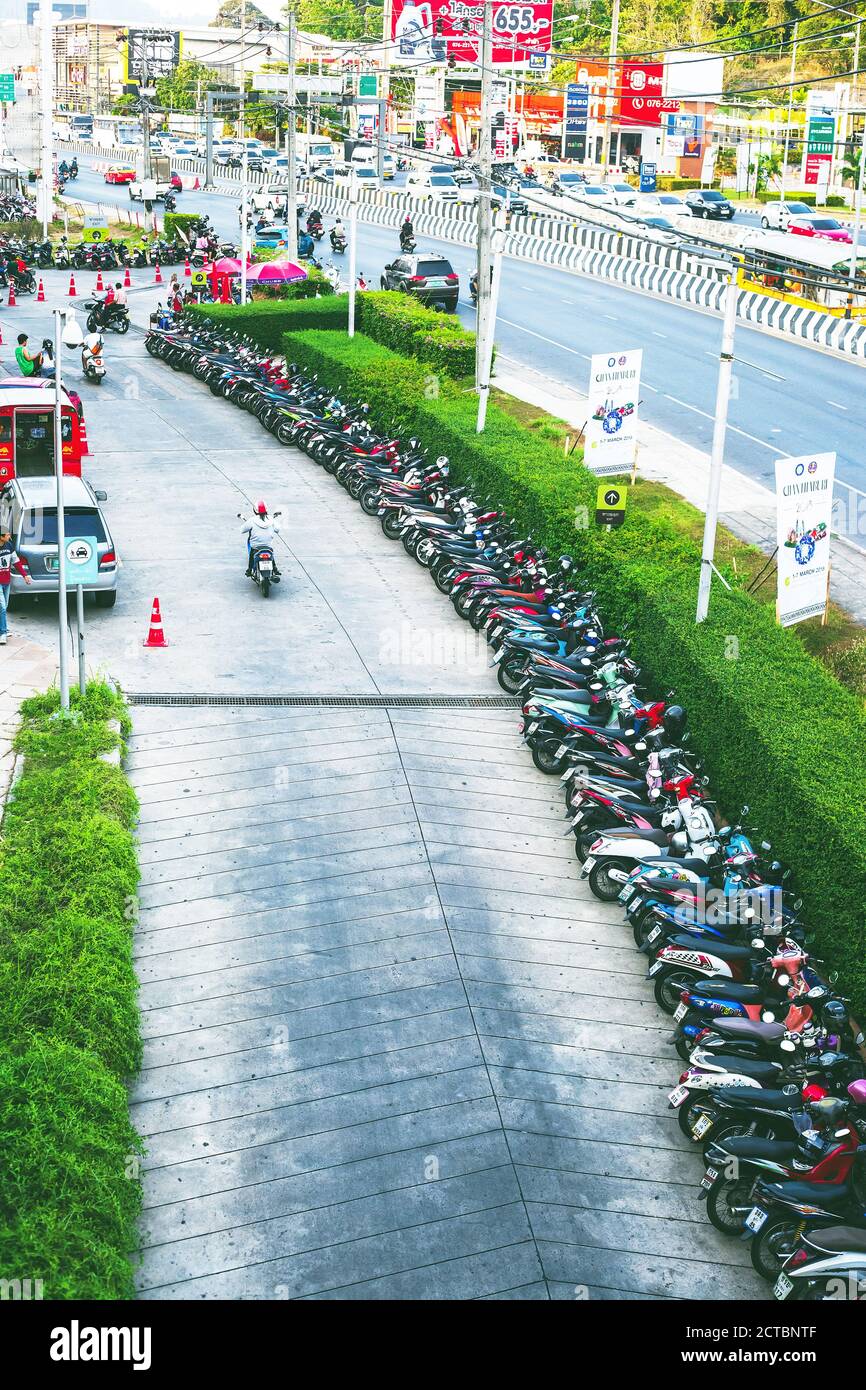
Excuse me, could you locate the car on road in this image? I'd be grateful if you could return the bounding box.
[1,475,118,607]
[787,214,852,244]
[351,148,396,179]
[380,253,459,311]
[569,183,619,207]
[473,182,529,215]
[759,200,816,230]
[685,188,735,219]
[555,170,588,194]
[353,165,382,190]
[104,165,136,184]
[605,181,638,205]
[624,191,692,219]
[619,213,680,244]
[405,170,459,201]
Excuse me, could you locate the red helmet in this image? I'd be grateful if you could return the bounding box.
[256,501,267,516]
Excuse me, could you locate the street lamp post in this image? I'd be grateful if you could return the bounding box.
[696,269,738,624]
[52,307,83,710]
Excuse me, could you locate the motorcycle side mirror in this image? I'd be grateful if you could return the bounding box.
[776,973,791,987]
[751,938,766,951]
[829,970,839,985]
[634,740,646,751]
[741,804,750,816]
[779,1039,796,1053]
[761,841,772,851]
[580,658,591,667]
[93,489,107,502]
[717,826,731,837]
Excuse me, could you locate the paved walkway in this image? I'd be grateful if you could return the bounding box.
[129,699,764,1301]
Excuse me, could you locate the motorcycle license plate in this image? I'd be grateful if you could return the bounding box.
[582,856,596,874]
[377,508,385,516]
[668,1084,689,1109]
[555,744,568,758]
[647,960,664,977]
[647,925,662,944]
[259,561,272,572]
[773,1273,793,1301]
[527,721,539,735]
[673,1001,689,1023]
[490,648,504,665]
[691,1114,713,1140]
[561,767,575,781]
[700,1167,718,1191]
[619,886,635,904]
[572,812,584,825]
[746,1206,768,1234]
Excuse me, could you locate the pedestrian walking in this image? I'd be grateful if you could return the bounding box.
[0,529,32,644]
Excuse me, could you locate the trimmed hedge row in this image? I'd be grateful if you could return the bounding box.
[188,290,475,377]
[756,189,817,206]
[272,326,866,1017]
[0,682,143,1299]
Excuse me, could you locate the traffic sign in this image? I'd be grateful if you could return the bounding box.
[84,214,108,230]
[595,484,628,527]
[81,227,108,243]
[0,74,15,103]
[190,269,208,288]
[65,536,100,586]
[639,161,657,193]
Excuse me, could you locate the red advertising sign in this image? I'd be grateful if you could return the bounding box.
[804,153,831,186]
[619,61,680,126]
[392,1,553,65]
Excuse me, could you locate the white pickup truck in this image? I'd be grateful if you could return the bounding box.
[128,156,173,203]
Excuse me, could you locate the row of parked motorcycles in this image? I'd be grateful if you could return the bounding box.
[144,313,866,1303]
[0,192,36,222]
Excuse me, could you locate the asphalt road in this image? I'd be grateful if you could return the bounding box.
[62,158,866,521]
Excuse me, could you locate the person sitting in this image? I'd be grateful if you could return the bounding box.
[15,333,54,378]
[58,159,69,179]
[399,215,414,250]
[329,218,346,248]
[306,208,323,234]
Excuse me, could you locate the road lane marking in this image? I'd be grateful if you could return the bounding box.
[497,318,592,360]
[664,393,712,418]
[652,331,667,338]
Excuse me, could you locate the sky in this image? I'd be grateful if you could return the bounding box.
[0,0,287,22]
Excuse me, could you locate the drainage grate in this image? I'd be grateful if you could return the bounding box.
[126,693,519,709]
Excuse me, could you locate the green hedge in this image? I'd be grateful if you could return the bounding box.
[273,328,866,1018]
[756,189,817,205]
[0,682,143,1298]
[163,211,204,242]
[189,289,475,378]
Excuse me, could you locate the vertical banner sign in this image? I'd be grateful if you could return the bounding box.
[775,452,835,627]
[564,84,588,159]
[391,1,553,64]
[639,161,656,192]
[585,350,642,476]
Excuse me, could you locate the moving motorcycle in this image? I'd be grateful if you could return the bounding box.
[85,297,130,335]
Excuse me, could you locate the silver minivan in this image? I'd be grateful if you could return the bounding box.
[1,475,119,607]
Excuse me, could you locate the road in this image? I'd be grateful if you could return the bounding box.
[62,157,866,531]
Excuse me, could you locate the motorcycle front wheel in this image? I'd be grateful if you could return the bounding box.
[751,1220,806,1283]
[530,735,566,776]
[87,314,98,332]
[653,968,697,1016]
[706,1177,755,1236]
[587,857,632,903]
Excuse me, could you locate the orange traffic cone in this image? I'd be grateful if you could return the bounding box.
[143,597,168,648]
[0,324,4,344]
[123,265,131,288]
[154,260,163,284]
[184,256,191,277]
[68,273,76,297]
[95,270,104,292]
[36,278,45,302]
[7,282,15,308]
[193,176,200,190]
[78,414,90,457]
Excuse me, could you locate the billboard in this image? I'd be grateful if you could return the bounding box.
[125,30,180,84]
[775,453,835,626]
[619,62,680,126]
[662,50,725,101]
[585,350,642,476]
[391,1,553,65]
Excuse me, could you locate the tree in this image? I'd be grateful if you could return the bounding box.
[295,0,365,40]
[155,59,222,114]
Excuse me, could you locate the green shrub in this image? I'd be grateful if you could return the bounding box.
[656,177,702,191]
[163,211,204,242]
[824,637,866,698]
[0,1040,143,1299]
[275,328,866,1017]
[187,294,346,348]
[191,289,476,377]
[756,189,817,205]
[0,681,143,1297]
[825,195,846,208]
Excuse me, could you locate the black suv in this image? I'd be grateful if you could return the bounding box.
[684,189,734,220]
[380,253,459,311]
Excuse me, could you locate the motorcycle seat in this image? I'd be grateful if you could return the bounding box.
[712,1018,787,1044]
[698,1054,783,1084]
[639,857,712,875]
[602,827,670,845]
[532,687,597,702]
[803,1225,866,1255]
[690,980,767,1003]
[714,1136,797,1162]
[668,934,755,961]
[713,1087,803,1110]
[762,1180,852,1206]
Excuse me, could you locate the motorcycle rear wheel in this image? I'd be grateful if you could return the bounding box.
[359,487,380,516]
[751,1220,805,1282]
[653,969,697,1016]
[531,735,566,776]
[587,857,631,903]
[497,658,525,696]
[706,1177,755,1235]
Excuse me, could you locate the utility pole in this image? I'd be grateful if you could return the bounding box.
[39,1,52,240]
[780,21,798,204]
[848,131,865,283]
[348,169,358,336]
[475,0,493,392]
[600,0,620,173]
[141,39,152,183]
[477,206,506,433]
[240,0,249,305]
[285,5,298,262]
[696,270,738,624]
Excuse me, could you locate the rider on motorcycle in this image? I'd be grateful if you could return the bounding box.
[240,501,282,579]
[399,215,414,251]
[329,218,346,250]
[70,158,78,178]
[58,159,69,180]
[306,208,324,236]
[81,331,104,379]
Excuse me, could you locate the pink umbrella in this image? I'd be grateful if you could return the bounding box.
[213,257,243,275]
[247,261,307,284]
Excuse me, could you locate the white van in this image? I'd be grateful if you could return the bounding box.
[351,147,395,180]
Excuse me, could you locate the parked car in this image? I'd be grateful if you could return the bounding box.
[353,165,382,190]
[474,182,528,215]
[405,170,459,201]
[1,475,118,607]
[380,253,459,311]
[103,165,136,184]
[555,170,588,194]
[619,213,680,244]
[759,199,815,230]
[787,214,852,243]
[605,181,638,205]
[684,188,735,219]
